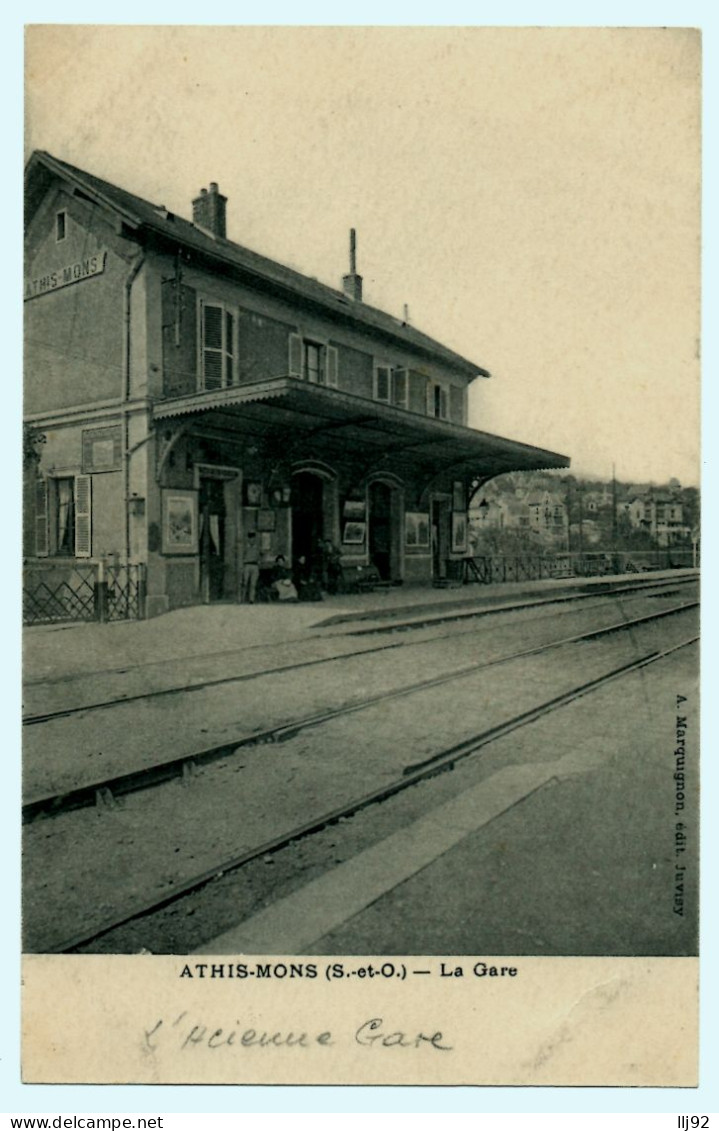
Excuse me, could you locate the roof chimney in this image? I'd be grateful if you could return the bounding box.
[192,182,227,239]
[342,228,363,301]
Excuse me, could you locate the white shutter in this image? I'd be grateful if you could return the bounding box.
[426,380,433,416]
[393,368,408,408]
[201,301,224,390]
[74,475,92,558]
[225,309,235,386]
[326,345,339,388]
[34,479,48,557]
[288,333,303,378]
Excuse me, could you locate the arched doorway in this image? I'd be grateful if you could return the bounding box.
[368,477,404,582]
[368,480,392,580]
[291,470,325,576]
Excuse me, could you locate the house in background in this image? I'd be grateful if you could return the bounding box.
[526,491,568,543]
[24,151,569,618]
[627,494,690,547]
[469,487,567,549]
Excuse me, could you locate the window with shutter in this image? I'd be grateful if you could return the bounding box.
[74,475,92,558]
[290,336,339,387]
[431,383,449,420]
[34,479,48,557]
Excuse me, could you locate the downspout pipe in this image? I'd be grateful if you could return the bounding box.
[122,251,146,566]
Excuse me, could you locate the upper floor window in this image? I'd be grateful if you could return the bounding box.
[289,333,338,387]
[199,298,236,391]
[374,365,390,403]
[55,210,67,242]
[430,382,449,420]
[373,364,408,408]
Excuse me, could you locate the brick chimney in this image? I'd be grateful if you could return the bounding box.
[192,182,227,239]
[342,228,363,301]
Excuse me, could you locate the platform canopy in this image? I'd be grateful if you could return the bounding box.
[153,377,569,481]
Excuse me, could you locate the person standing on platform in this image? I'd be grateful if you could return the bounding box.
[325,539,343,594]
[242,530,260,604]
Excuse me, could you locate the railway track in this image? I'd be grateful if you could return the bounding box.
[22,597,697,825]
[50,631,697,955]
[23,574,696,727]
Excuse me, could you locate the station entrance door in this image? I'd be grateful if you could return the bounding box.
[199,476,227,602]
[291,471,325,574]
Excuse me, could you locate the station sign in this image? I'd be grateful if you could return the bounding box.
[24,250,107,300]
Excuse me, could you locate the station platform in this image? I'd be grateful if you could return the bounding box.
[24,568,697,687]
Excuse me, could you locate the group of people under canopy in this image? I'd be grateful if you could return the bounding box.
[265,538,343,602]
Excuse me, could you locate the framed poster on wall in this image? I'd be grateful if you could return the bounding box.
[343,521,366,545]
[162,490,198,554]
[451,511,468,553]
[405,512,430,548]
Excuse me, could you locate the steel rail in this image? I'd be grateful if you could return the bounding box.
[23,575,696,726]
[22,599,698,825]
[45,634,698,955]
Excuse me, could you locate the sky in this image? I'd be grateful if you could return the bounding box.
[25,25,701,486]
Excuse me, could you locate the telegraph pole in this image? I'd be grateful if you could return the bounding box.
[612,463,618,572]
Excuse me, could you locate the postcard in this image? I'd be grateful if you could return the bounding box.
[22,24,700,1088]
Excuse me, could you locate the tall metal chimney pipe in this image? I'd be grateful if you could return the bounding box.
[342,227,363,301]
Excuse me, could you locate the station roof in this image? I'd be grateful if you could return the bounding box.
[153,377,570,478]
[26,150,489,381]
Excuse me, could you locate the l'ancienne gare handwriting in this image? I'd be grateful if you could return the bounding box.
[144,1013,453,1052]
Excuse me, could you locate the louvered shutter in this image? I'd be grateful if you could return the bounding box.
[393,368,408,408]
[288,333,303,378]
[225,309,235,386]
[440,387,449,420]
[326,346,339,388]
[201,302,224,390]
[74,475,92,558]
[34,479,48,557]
[450,384,464,423]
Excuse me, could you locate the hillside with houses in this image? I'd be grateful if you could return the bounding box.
[469,472,699,558]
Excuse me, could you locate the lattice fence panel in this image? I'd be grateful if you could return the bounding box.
[23,567,96,625]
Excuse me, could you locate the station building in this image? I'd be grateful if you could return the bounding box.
[24,150,569,617]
